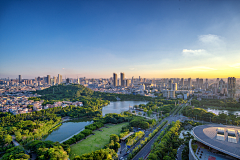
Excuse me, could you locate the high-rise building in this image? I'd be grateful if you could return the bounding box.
[117,79,121,86]
[196,78,199,88]
[180,78,184,86]
[188,78,192,89]
[113,73,117,87]
[132,76,134,84]
[168,79,173,89]
[19,75,22,83]
[121,72,125,87]
[228,77,236,98]
[199,79,203,88]
[126,79,130,87]
[57,74,62,84]
[47,75,51,85]
[53,76,56,85]
[172,83,177,91]
[66,78,70,83]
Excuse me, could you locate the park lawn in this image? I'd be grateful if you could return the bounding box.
[70,122,128,159]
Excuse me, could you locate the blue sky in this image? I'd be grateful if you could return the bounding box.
[0,0,240,79]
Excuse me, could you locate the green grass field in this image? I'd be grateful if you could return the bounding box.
[70,122,128,159]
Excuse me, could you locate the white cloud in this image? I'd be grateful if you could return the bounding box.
[198,34,223,46]
[229,63,240,68]
[175,66,217,71]
[182,49,209,56]
[62,68,65,70]
[129,68,135,70]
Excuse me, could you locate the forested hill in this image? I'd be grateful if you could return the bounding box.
[35,84,153,102]
[36,84,98,101]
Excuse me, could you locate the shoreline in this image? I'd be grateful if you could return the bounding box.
[198,105,240,112]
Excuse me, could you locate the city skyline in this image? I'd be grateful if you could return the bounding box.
[0,73,239,80]
[1,0,240,78]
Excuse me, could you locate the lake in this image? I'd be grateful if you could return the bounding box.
[44,101,147,142]
[102,101,148,116]
[205,108,240,116]
[43,119,92,142]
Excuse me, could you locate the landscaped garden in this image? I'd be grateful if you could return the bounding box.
[70,122,128,159]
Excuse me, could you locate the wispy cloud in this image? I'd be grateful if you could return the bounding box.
[198,34,223,46]
[62,68,65,70]
[229,63,240,68]
[129,68,135,70]
[182,49,209,56]
[174,66,217,71]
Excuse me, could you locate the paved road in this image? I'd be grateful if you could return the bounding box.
[177,144,185,160]
[12,139,20,146]
[132,115,181,160]
[118,104,186,160]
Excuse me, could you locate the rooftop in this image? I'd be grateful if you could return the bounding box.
[193,124,240,159]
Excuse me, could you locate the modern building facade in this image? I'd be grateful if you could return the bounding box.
[121,72,125,87]
[19,75,22,83]
[57,74,62,84]
[53,76,56,85]
[228,77,236,98]
[172,83,177,91]
[113,73,117,87]
[47,75,51,85]
[126,79,130,87]
[188,78,192,89]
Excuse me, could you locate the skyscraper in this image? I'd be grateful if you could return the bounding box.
[188,78,192,89]
[168,79,173,89]
[60,75,62,83]
[126,79,130,87]
[121,72,125,87]
[228,77,236,98]
[113,73,117,87]
[172,83,177,91]
[18,75,22,83]
[180,78,184,86]
[66,78,70,83]
[53,76,56,85]
[196,78,199,88]
[47,75,51,85]
[199,79,203,89]
[57,74,61,84]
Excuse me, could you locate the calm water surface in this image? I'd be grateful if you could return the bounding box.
[45,101,147,142]
[43,119,92,142]
[205,108,240,116]
[102,101,148,116]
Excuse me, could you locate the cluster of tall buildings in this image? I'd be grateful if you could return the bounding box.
[0,73,238,99]
[9,74,64,86]
[113,72,130,87]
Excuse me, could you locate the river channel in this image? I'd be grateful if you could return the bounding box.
[44,101,147,142]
